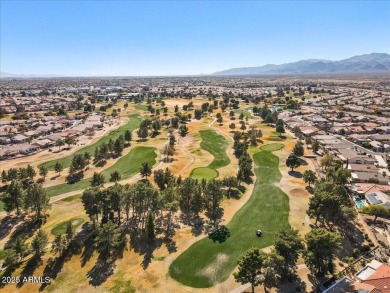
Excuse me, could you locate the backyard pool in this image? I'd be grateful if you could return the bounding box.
[353,196,368,209]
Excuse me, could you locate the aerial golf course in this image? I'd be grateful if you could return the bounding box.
[190,130,230,180]
[169,144,290,288]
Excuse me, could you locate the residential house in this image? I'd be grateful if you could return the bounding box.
[351,172,389,185]
[355,260,390,293]
[348,164,379,173]
[12,134,29,143]
[365,191,390,210]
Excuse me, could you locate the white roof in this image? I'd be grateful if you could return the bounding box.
[355,260,383,281]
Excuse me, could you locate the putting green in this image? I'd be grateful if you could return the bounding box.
[190,167,219,181]
[45,146,156,197]
[260,143,284,152]
[190,130,229,180]
[51,217,85,235]
[169,149,290,288]
[39,113,142,171]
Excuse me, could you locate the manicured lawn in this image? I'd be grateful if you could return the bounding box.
[260,143,284,152]
[51,217,85,235]
[45,146,157,197]
[190,130,229,180]
[39,113,142,171]
[169,149,290,288]
[234,109,253,119]
[190,167,218,181]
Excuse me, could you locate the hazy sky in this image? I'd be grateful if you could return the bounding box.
[1,1,389,76]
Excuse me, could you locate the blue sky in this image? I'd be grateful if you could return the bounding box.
[1,1,389,76]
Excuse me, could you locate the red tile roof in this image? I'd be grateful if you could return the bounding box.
[363,264,390,293]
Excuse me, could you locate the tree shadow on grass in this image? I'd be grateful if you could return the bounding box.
[336,222,365,260]
[130,232,163,270]
[0,214,25,241]
[225,188,242,199]
[164,236,177,254]
[16,255,43,288]
[288,171,302,178]
[278,274,307,293]
[39,229,86,291]
[243,176,254,185]
[81,234,96,267]
[237,184,246,193]
[5,218,41,248]
[86,226,127,287]
[94,160,107,168]
[185,215,205,237]
[87,254,115,287]
[0,263,22,289]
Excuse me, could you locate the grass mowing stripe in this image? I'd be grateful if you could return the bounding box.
[45,146,156,197]
[190,130,230,180]
[39,113,141,171]
[169,150,290,288]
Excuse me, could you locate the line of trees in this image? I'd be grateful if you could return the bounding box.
[81,166,242,240]
[94,135,126,165]
[233,132,254,183]
[1,165,36,184]
[2,180,51,219]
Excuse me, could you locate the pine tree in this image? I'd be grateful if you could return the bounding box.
[146,213,155,239]
[52,234,66,256]
[65,221,75,244]
[24,183,51,219]
[2,180,25,214]
[140,162,152,180]
[31,229,48,257]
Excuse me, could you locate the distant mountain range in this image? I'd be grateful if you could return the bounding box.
[213,53,390,76]
[0,72,63,78]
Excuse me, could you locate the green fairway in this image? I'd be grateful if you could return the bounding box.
[169,149,290,288]
[190,130,230,180]
[190,167,218,180]
[260,143,284,152]
[234,109,253,119]
[39,113,142,171]
[45,146,157,197]
[51,217,85,235]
